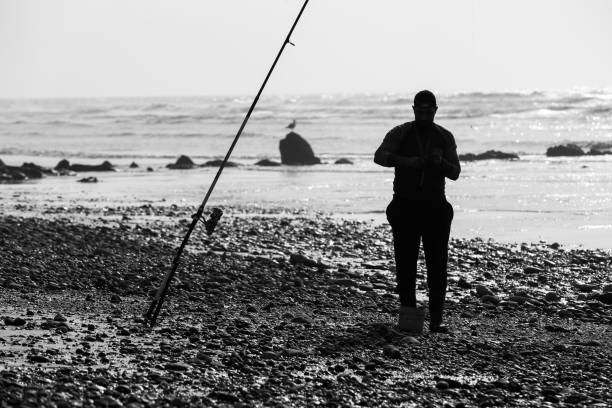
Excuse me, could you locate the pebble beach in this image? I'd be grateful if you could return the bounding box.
[1,204,611,407]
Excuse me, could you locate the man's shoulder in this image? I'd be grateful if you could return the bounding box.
[388,121,415,136]
[433,123,456,147]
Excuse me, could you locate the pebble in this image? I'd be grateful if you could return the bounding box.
[545,292,560,302]
[598,292,612,305]
[165,362,191,371]
[382,344,401,359]
[436,380,450,390]
[53,313,67,322]
[524,266,544,274]
[3,317,26,326]
[475,284,493,297]
[292,315,313,325]
[481,295,500,305]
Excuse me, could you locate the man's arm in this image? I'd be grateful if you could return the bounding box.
[426,132,461,180]
[440,146,461,181]
[374,127,424,168]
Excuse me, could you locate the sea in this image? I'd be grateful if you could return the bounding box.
[1,90,612,249]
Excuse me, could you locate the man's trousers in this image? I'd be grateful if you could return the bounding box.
[386,197,454,324]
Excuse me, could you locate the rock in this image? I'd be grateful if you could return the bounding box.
[291,315,313,325]
[524,266,544,274]
[279,132,321,165]
[14,163,44,179]
[598,292,612,305]
[457,277,472,289]
[234,317,251,329]
[53,313,67,322]
[254,159,282,167]
[261,351,279,360]
[95,396,123,408]
[201,159,239,167]
[289,253,328,268]
[110,294,121,303]
[436,380,450,390]
[334,158,353,165]
[573,281,599,292]
[78,177,98,183]
[602,284,612,293]
[4,317,26,326]
[475,284,494,297]
[459,150,519,161]
[481,295,500,305]
[545,292,560,302]
[55,159,71,170]
[382,344,401,359]
[61,160,115,172]
[546,144,584,157]
[129,161,139,168]
[209,391,240,403]
[147,167,154,172]
[167,155,195,169]
[165,362,191,371]
[28,354,50,363]
[401,336,419,344]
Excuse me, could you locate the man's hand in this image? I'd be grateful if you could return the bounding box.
[397,156,425,169]
[426,148,443,168]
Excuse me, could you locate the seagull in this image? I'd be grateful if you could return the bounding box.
[286,119,296,129]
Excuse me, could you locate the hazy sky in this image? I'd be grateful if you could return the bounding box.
[1,0,611,98]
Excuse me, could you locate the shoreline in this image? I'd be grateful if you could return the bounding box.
[1,207,610,406]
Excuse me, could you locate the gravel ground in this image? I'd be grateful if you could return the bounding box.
[1,206,611,407]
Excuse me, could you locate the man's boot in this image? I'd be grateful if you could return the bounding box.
[398,306,425,334]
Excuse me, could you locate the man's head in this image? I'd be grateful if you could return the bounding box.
[413,90,437,123]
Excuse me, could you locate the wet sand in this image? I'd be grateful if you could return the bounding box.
[1,206,611,407]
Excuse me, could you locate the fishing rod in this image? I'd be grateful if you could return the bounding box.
[144,0,310,326]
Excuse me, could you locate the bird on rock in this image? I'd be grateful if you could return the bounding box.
[286,119,296,130]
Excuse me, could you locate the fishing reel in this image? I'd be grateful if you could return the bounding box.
[194,207,223,236]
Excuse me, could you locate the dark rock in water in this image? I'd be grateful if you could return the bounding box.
[546,144,584,157]
[1,161,48,181]
[129,161,139,168]
[459,150,519,161]
[167,155,195,169]
[279,132,321,165]
[57,159,115,172]
[254,159,282,167]
[55,159,71,170]
[147,167,154,172]
[78,177,98,183]
[335,158,354,165]
[587,148,606,155]
[201,159,239,167]
[20,163,48,177]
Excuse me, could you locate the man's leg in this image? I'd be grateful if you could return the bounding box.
[387,199,421,307]
[422,201,453,326]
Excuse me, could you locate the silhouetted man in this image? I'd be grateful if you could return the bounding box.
[374,90,460,333]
